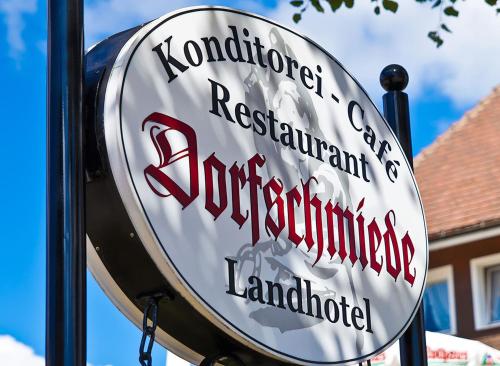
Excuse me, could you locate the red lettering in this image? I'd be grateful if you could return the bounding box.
[368,219,383,275]
[286,186,303,246]
[247,154,265,246]
[203,153,227,219]
[142,114,420,282]
[325,200,336,259]
[356,198,368,269]
[383,210,401,281]
[229,163,248,228]
[402,231,416,285]
[333,203,355,263]
[263,177,285,240]
[302,178,324,265]
[142,112,199,208]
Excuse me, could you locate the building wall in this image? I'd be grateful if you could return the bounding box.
[429,235,500,349]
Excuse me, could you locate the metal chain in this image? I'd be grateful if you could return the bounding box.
[138,292,372,366]
[139,297,160,366]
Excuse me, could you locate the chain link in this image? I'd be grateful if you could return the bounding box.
[139,297,160,366]
[138,293,371,366]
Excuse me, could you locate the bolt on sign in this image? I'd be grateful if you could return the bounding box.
[85,6,428,365]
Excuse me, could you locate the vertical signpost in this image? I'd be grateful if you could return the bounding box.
[380,64,428,366]
[46,0,86,365]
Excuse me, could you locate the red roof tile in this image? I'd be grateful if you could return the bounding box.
[414,86,500,241]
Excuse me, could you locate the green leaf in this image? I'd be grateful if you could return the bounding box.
[293,12,302,22]
[344,0,354,8]
[497,8,500,14]
[311,0,325,12]
[444,6,459,16]
[441,23,452,33]
[382,0,399,13]
[432,0,442,9]
[428,31,444,47]
[485,0,497,5]
[290,0,304,6]
[327,0,342,11]
[374,5,381,14]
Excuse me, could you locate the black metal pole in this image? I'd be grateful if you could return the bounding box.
[46,0,86,365]
[380,64,427,366]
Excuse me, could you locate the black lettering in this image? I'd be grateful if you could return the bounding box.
[280,122,296,149]
[225,25,245,62]
[201,36,226,62]
[386,160,400,183]
[184,40,203,66]
[343,151,359,178]
[253,36,267,68]
[286,276,304,314]
[348,100,364,132]
[377,140,392,162]
[360,154,370,183]
[242,28,256,65]
[235,102,251,128]
[324,299,339,323]
[285,55,298,80]
[225,258,247,298]
[268,48,284,73]
[314,137,328,162]
[152,36,189,83]
[248,275,265,304]
[351,306,365,330]
[208,78,234,122]
[252,110,267,136]
[300,65,314,89]
[266,281,286,309]
[365,298,373,333]
[267,110,280,143]
[315,64,323,97]
[305,279,323,319]
[339,296,351,327]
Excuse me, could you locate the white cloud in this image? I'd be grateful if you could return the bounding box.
[269,1,500,107]
[0,335,44,366]
[0,335,111,366]
[0,0,37,60]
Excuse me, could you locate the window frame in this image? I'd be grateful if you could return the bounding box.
[424,265,456,334]
[470,252,500,331]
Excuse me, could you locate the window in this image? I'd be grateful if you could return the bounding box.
[470,253,500,330]
[486,265,500,324]
[423,265,456,334]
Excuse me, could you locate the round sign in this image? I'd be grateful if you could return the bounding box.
[86,6,428,365]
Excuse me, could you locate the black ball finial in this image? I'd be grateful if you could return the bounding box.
[380,64,409,92]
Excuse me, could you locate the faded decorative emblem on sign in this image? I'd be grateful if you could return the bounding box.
[102,7,428,365]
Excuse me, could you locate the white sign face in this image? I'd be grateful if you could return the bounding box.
[103,7,428,365]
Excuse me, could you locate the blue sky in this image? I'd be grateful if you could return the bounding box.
[0,0,499,365]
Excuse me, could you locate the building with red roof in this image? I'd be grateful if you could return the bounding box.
[415,87,500,349]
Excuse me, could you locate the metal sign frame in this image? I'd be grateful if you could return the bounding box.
[46,1,427,365]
